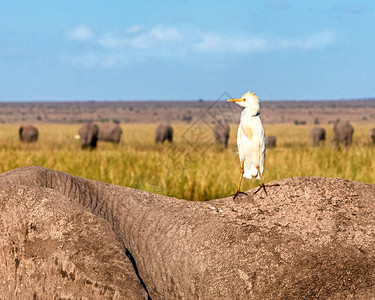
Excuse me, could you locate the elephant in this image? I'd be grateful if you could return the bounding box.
[78,123,99,149]
[333,121,354,148]
[155,124,173,143]
[370,128,375,144]
[310,127,326,146]
[266,135,277,148]
[0,166,375,299]
[19,125,38,143]
[97,122,123,143]
[213,122,230,148]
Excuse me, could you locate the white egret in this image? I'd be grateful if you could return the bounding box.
[227,91,278,199]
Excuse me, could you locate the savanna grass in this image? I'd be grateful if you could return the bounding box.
[0,123,373,201]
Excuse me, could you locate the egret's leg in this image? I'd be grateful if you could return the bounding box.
[232,160,248,199]
[238,161,245,190]
[254,167,279,196]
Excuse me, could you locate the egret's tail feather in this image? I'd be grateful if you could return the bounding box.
[243,165,258,179]
[243,164,263,180]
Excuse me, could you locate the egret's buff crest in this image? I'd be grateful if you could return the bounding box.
[227,91,260,116]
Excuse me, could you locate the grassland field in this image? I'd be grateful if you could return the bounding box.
[0,123,374,201]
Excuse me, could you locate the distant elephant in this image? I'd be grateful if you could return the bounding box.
[310,127,326,146]
[97,122,123,143]
[79,123,99,149]
[0,166,375,299]
[155,124,173,143]
[19,125,38,143]
[213,122,230,147]
[370,128,375,144]
[333,121,354,148]
[266,136,277,148]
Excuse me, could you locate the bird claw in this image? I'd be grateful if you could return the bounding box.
[254,183,280,196]
[254,183,267,196]
[232,190,248,200]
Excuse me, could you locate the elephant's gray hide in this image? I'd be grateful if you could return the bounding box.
[98,122,123,143]
[310,127,326,146]
[19,125,38,143]
[370,128,375,144]
[155,124,173,143]
[266,135,277,148]
[333,121,354,147]
[79,123,99,149]
[0,173,147,299]
[0,167,375,299]
[213,123,230,148]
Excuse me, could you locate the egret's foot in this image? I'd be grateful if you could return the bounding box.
[232,190,248,200]
[254,183,280,196]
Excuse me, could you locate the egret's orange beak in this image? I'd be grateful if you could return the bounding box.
[227,98,246,103]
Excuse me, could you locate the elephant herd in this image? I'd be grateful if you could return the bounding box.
[16,121,375,149]
[311,121,355,148]
[79,122,230,149]
[269,121,366,149]
[17,123,124,148]
[78,123,174,149]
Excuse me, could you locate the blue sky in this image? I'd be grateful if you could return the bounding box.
[1,0,375,101]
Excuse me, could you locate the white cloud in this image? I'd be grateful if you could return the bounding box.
[149,27,180,42]
[66,24,334,54]
[99,34,127,48]
[98,26,181,49]
[280,31,335,50]
[126,25,146,34]
[63,25,336,68]
[193,31,334,53]
[131,27,181,48]
[67,25,93,41]
[193,33,268,53]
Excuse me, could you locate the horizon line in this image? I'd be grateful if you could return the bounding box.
[0,97,375,103]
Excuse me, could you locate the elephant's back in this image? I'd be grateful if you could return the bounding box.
[20,125,38,141]
[311,127,325,139]
[155,124,173,136]
[98,123,122,141]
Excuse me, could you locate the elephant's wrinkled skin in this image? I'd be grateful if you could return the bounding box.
[19,125,38,143]
[213,123,230,148]
[79,123,99,149]
[310,127,326,146]
[370,128,375,144]
[0,166,375,299]
[155,124,173,143]
[266,135,277,148]
[98,122,123,143]
[333,121,354,148]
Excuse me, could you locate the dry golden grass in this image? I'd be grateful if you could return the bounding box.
[0,123,374,200]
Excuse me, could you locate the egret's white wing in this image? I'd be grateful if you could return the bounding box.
[257,122,266,179]
[236,125,243,161]
[238,120,260,179]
